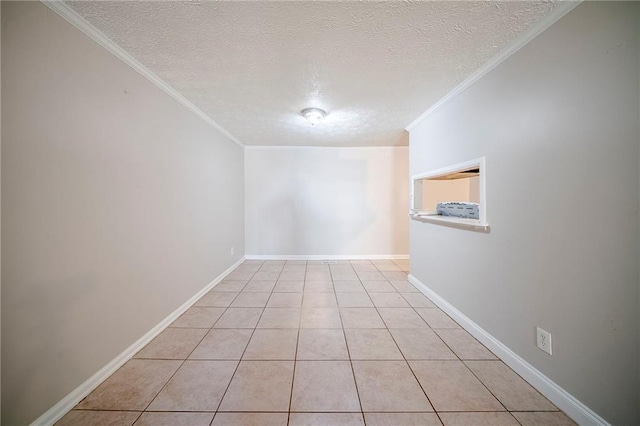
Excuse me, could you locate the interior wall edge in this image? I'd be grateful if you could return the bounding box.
[408,274,610,426]
[28,256,246,426]
[405,0,582,131]
[39,0,244,148]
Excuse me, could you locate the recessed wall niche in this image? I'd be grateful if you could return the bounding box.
[410,157,489,232]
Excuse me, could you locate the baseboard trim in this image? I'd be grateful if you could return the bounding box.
[245,254,410,261]
[407,274,609,426]
[30,256,246,426]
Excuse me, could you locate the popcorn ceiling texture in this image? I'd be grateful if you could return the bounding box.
[67,1,556,147]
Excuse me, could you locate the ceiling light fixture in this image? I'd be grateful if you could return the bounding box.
[301,107,327,125]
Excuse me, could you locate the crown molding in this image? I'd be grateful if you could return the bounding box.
[41,0,245,147]
[406,1,582,131]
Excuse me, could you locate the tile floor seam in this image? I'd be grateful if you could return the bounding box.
[330,264,367,425]
[138,275,249,415]
[209,284,269,420]
[367,271,440,423]
[286,263,305,426]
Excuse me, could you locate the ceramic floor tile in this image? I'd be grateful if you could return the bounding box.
[333,280,366,292]
[351,263,377,272]
[340,308,386,328]
[213,308,263,328]
[362,281,397,292]
[219,361,294,411]
[304,281,334,292]
[297,329,349,360]
[283,263,307,271]
[252,271,281,281]
[264,260,286,266]
[236,263,261,272]
[382,271,409,281]
[356,271,386,281]
[302,292,338,308]
[286,260,307,265]
[242,280,277,292]
[331,270,360,280]
[170,307,225,328]
[230,292,271,308]
[214,280,248,292]
[273,281,304,292]
[408,360,504,412]
[415,308,460,328]
[364,413,441,426]
[279,270,305,281]
[289,413,364,426]
[242,260,264,266]
[147,360,237,411]
[389,328,457,360]
[345,329,403,360]
[291,361,361,411]
[226,270,255,281]
[194,291,238,307]
[436,329,497,360]
[465,361,557,411]
[377,308,428,328]
[369,292,411,308]
[257,308,301,328]
[77,359,181,410]
[189,329,252,360]
[56,410,140,426]
[212,413,288,426]
[135,328,207,359]
[390,280,420,293]
[352,360,433,412]
[243,329,298,360]
[300,307,343,328]
[336,292,374,308]
[305,272,332,282]
[511,412,576,426]
[374,263,402,272]
[259,264,285,273]
[267,292,303,308]
[439,412,519,426]
[400,292,435,307]
[134,412,214,426]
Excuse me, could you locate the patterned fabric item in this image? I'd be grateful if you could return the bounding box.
[436,202,480,219]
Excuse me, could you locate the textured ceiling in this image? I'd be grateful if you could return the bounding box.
[67,1,556,147]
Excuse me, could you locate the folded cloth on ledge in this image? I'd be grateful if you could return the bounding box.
[436,202,479,219]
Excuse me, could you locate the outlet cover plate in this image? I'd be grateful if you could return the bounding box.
[536,327,552,355]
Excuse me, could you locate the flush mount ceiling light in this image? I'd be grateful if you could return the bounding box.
[301,107,327,125]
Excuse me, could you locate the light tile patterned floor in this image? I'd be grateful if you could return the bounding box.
[58,259,576,426]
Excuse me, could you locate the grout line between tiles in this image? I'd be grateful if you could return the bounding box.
[286,262,306,426]
[141,268,261,414]
[331,265,367,426]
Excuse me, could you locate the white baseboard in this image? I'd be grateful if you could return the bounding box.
[30,256,246,426]
[407,274,609,426]
[245,254,410,260]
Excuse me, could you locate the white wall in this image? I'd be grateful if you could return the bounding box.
[1,2,244,424]
[409,2,639,424]
[245,147,409,257]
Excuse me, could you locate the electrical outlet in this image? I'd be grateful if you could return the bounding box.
[536,327,552,355]
[230,247,234,255]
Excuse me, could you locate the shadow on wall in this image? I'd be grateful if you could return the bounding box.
[269,155,376,255]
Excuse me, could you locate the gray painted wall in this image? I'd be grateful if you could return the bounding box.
[409,2,639,424]
[1,2,244,424]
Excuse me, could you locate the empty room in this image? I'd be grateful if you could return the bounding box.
[1,1,639,425]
